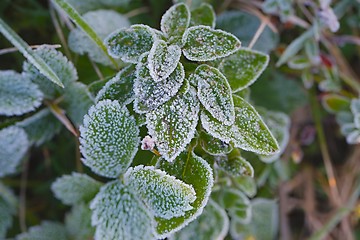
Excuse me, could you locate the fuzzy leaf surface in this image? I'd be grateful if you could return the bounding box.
[200,131,233,156]
[189,3,215,28]
[17,221,68,240]
[216,156,254,177]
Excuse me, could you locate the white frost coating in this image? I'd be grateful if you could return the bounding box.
[141,136,155,150]
[0,126,29,178]
[79,100,140,178]
[0,70,43,116]
[148,40,181,82]
[90,181,156,240]
[51,172,102,206]
[200,110,233,144]
[105,24,157,63]
[351,98,360,115]
[16,221,68,240]
[182,26,241,62]
[146,87,199,162]
[189,3,216,28]
[219,48,269,93]
[134,53,184,113]
[193,64,235,126]
[124,165,196,219]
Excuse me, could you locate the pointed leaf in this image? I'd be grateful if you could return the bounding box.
[146,85,199,162]
[51,172,102,205]
[17,221,68,240]
[200,131,233,156]
[192,64,235,125]
[322,94,350,114]
[182,26,241,61]
[80,100,139,178]
[216,156,254,177]
[65,203,95,240]
[90,180,156,240]
[148,40,181,82]
[105,24,156,63]
[219,48,269,92]
[189,3,216,28]
[0,70,43,116]
[124,165,196,219]
[160,3,190,44]
[156,152,214,238]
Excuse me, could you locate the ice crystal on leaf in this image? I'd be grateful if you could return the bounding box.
[17,221,68,240]
[182,26,241,62]
[0,70,43,116]
[216,156,254,177]
[79,100,139,178]
[146,85,199,162]
[192,64,235,125]
[200,131,233,156]
[90,181,156,240]
[124,165,196,219]
[189,3,216,28]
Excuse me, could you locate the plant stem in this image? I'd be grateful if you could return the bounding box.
[248,20,267,49]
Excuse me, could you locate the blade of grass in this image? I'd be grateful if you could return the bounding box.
[0,18,64,88]
[52,0,119,69]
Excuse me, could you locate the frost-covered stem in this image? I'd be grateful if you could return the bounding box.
[0,44,61,56]
[19,159,29,232]
[309,87,342,207]
[248,19,267,49]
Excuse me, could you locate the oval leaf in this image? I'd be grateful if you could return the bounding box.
[17,221,68,240]
[216,156,254,177]
[200,131,233,156]
[189,3,216,28]
[322,94,350,114]
[80,100,139,178]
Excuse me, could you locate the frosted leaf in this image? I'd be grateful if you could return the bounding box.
[216,156,254,177]
[90,180,156,240]
[200,110,233,144]
[219,48,269,92]
[0,70,43,116]
[192,64,235,125]
[170,200,229,240]
[68,10,130,66]
[79,100,139,178]
[351,98,360,115]
[199,131,233,156]
[0,182,17,238]
[148,40,181,82]
[64,0,131,14]
[0,126,29,177]
[160,3,190,44]
[134,53,185,113]
[65,203,95,240]
[51,172,102,205]
[23,45,77,99]
[189,3,216,28]
[105,24,156,63]
[96,64,136,104]
[124,165,196,219]
[346,130,360,144]
[155,152,214,238]
[182,26,241,61]
[321,94,350,114]
[146,86,199,162]
[17,221,68,240]
[232,175,257,198]
[16,109,62,146]
[62,82,95,126]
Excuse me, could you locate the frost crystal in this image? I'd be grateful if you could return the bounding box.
[146,86,199,162]
[192,64,235,125]
[124,165,196,219]
[200,131,233,156]
[216,156,254,177]
[182,26,241,62]
[17,221,68,240]
[90,181,156,240]
[134,53,184,113]
[0,70,43,116]
[79,100,139,178]
[141,136,155,150]
[148,40,181,82]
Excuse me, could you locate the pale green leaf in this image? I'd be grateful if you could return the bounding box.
[200,131,233,156]
[0,182,17,238]
[322,94,350,114]
[288,55,311,69]
[65,203,95,240]
[65,0,131,14]
[79,100,139,178]
[51,172,102,205]
[183,26,241,61]
[0,18,64,87]
[189,3,216,28]
[17,221,68,240]
[90,180,156,240]
[216,156,254,177]
[350,98,360,115]
[146,85,199,162]
[124,165,196,219]
[0,70,43,116]
[219,48,269,92]
[232,175,257,197]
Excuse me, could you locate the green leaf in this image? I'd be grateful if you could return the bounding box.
[216,156,254,177]
[232,175,257,197]
[146,85,199,162]
[51,172,102,205]
[219,48,269,93]
[124,165,196,219]
[201,96,280,155]
[0,182,17,238]
[96,65,136,104]
[65,203,95,240]
[189,3,216,28]
[183,26,241,61]
[68,9,130,66]
[65,0,131,14]
[156,152,214,238]
[90,180,156,240]
[288,55,311,69]
[200,131,233,156]
[148,40,181,82]
[0,70,43,116]
[322,94,351,114]
[0,126,29,177]
[170,200,229,240]
[17,221,68,240]
[105,24,156,63]
[160,3,190,44]
[79,100,139,178]
[192,64,235,125]
[0,18,64,87]
[134,53,185,113]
